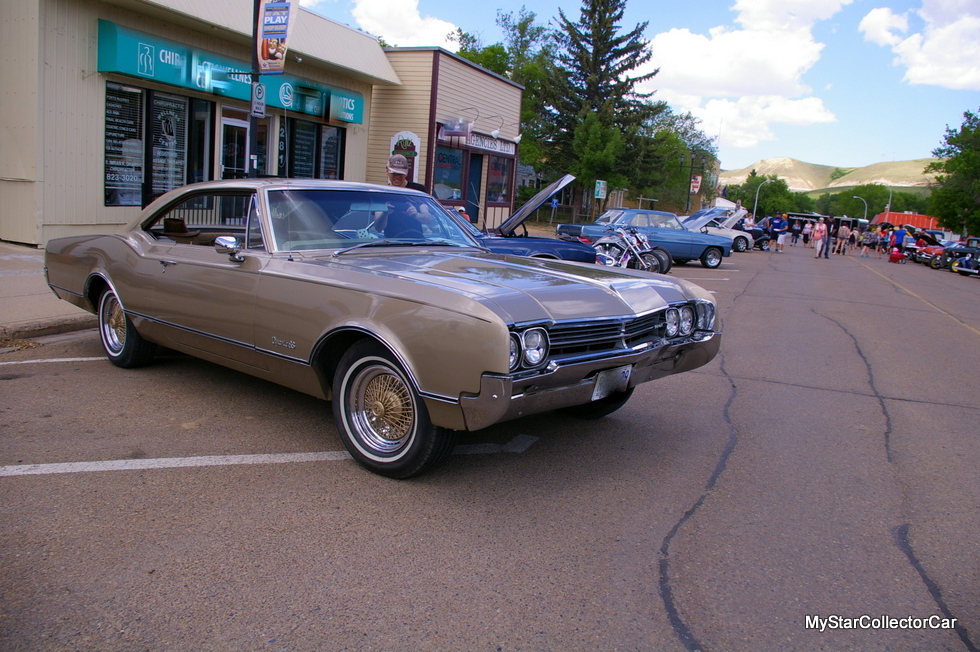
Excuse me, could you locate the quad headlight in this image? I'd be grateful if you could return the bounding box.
[509,327,550,371]
[522,328,549,366]
[665,309,680,337]
[666,302,715,338]
[679,305,695,335]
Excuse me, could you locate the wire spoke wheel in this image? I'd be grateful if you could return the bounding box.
[350,364,415,454]
[333,341,458,478]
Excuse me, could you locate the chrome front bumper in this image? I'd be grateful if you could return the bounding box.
[458,331,721,431]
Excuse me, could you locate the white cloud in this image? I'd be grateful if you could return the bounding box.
[638,0,849,153]
[861,0,980,90]
[858,7,909,46]
[347,0,459,50]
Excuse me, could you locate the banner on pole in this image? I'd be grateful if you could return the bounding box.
[257,0,298,75]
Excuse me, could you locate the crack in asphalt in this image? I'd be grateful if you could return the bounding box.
[657,270,754,651]
[817,309,978,652]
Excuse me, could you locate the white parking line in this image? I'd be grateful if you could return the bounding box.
[0,357,105,366]
[0,436,540,477]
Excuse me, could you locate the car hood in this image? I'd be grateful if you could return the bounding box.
[492,174,576,236]
[293,250,704,323]
[681,207,740,231]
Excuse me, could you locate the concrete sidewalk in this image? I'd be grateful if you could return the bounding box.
[0,241,97,340]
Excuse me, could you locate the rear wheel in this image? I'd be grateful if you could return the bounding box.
[98,288,156,368]
[700,247,723,269]
[733,236,749,252]
[333,341,458,478]
[651,247,672,274]
[756,238,770,250]
[559,388,634,419]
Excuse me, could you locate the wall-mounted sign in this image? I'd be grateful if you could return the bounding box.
[97,20,364,123]
[468,133,516,155]
[391,131,421,183]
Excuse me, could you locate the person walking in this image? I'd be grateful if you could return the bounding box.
[770,213,789,252]
[813,218,829,258]
[834,223,851,255]
[802,220,812,247]
[859,228,876,257]
[791,220,802,246]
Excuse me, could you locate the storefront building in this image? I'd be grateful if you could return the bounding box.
[1,0,400,246]
[367,48,523,229]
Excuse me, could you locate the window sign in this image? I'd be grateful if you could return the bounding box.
[104,83,144,206]
[487,156,511,203]
[433,146,463,200]
[150,93,188,198]
[289,119,318,179]
[318,126,343,179]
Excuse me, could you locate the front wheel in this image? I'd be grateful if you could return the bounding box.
[700,247,723,269]
[333,340,458,478]
[98,288,156,368]
[627,252,663,273]
[930,256,942,270]
[733,237,749,252]
[559,388,634,419]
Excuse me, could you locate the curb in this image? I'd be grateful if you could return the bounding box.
[1,315,99,341]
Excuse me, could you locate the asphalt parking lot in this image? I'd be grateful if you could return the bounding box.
[2,243,979,651]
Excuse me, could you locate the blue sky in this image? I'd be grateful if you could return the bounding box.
[303,0,980,171]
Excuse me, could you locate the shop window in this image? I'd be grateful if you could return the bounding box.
[103,83,215,207]
[487,156,512,204]
[280,118,345,179]
[433,146,463,200]
[104,83,144,206]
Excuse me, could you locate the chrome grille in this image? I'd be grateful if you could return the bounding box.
[548,312,665,360]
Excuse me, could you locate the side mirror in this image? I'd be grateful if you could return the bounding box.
[215,236,245,262]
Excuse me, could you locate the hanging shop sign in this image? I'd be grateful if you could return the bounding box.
[97,20,363,123]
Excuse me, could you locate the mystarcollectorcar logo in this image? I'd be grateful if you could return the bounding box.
[805,614,958,632]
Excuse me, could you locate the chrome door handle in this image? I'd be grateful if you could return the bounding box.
[160,260,177,267]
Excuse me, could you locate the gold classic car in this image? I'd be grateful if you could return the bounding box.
[45,179,722,478]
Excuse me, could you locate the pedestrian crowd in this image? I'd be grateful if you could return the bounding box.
[758,214,920,261]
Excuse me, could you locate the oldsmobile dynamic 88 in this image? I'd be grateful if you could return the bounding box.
[45,179,722,478]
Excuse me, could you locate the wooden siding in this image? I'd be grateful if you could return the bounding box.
[367,50,433,187]
[434,54,521,229]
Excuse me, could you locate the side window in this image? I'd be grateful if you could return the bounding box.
[246,196,265,250]
[144,192,255,246]
[630,214,649,227]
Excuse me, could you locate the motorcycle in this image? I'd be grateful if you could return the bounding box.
[592,226,672,274]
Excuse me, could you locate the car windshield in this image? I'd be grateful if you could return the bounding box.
[266,189,479,252]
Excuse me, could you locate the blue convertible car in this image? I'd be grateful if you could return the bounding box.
[556,208,732,268]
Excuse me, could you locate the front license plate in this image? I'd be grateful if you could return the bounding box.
[592,365,632,401]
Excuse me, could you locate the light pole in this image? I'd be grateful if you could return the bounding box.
[853,195,868,222]
[753,178,775,222]
[680,150,707,214]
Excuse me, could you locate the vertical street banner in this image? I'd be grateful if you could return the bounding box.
[257,0,298,75]
[690,174,702,195]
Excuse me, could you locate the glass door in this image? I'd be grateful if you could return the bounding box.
[221,117,249,179]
